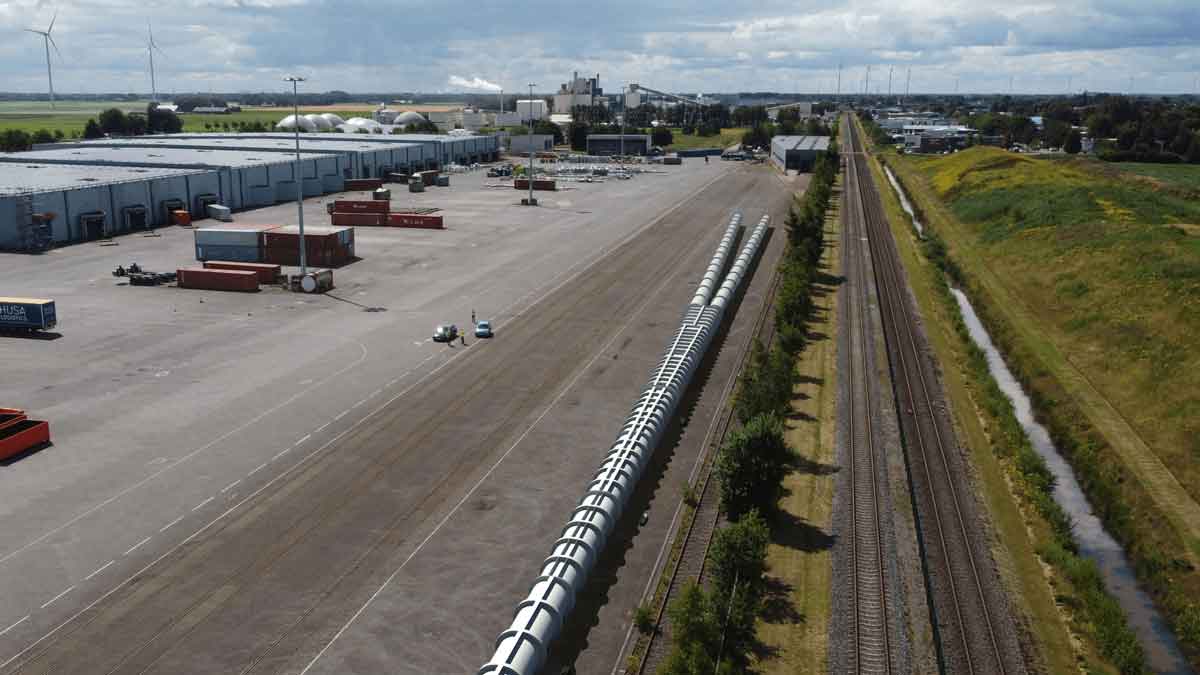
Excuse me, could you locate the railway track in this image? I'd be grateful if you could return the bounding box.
[636,220,784,675]
[842,140,895,675]
[843,116,1022,674]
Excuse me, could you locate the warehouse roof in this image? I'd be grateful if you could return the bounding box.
[771,135,831,152]
[0,162,210,195]
[166,132,487,146]
[80,137,422,154]
[1,145,340,169]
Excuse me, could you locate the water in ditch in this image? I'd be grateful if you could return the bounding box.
[880,166,1189,672]
[883,166,923,235]
[952,290,1189,673]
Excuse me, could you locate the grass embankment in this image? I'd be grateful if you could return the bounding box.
[864,132,1128,672]
[753,174,841,673]
[667,127,747,152]
[1113,162,1200,193]
[884,144,1200,668]
[0,105,374,136]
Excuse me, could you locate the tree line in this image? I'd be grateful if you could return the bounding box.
[655,130,840,675]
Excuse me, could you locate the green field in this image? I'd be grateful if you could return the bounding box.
[666,126,746,151]
[1114,162,1200,192]
[0,103,375,137]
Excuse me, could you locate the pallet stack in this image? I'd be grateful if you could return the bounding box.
[329,200,444,230]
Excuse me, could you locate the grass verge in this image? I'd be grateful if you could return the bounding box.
[752,174,841,673]
[667,127,747,152]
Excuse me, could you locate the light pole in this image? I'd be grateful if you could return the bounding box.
[527,82,536,206]
[284,75,307,277]
[620,83,625,166]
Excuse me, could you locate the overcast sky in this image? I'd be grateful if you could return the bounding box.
[2,0,1198,97]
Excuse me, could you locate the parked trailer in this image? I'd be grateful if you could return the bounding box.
[0,298,57,332]
[0,408,51,462]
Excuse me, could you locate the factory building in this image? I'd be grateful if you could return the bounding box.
[586,134,652,156]
[0,162,214,248]
[507,134,555,154]
[0,146,345,210]
[554,72,606,112]
[168,133,499,168]
[770,135,831,172]
[74,136,425,180]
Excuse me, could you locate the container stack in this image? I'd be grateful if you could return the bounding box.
[328,200,444,230]
[194,224,281,262]
[0,407,51,462]
[202,261,281,284]
[263,225,355,267]
[514,178,558,191]
[344,178,383,191]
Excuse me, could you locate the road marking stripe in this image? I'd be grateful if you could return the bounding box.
[273,448,292,461]
[295,434,312,446]
[351,400,365,409]
[84,561,113,581]
[122,537,151,556]
[315,423,330,433]
[221,480,241,494]
[369,389,381,398]
[159,516,184,533]
[334,411,348,421]
[246,463,267,478]
[191,497,214,512]
[0,617,27,637]
[39,587,73,610]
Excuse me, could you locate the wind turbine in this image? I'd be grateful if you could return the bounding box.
[25,12,61,109]
[147,23,165,103]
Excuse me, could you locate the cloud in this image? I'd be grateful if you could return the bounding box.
[0,0,1197,94]
[448,75,503,92]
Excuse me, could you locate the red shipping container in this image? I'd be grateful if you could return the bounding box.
[0,409,28,433]
[177,268,260,292]
[331,212,386,227]
[202,261,281,284]
[386,213,444,229]
[333,200,389,214]
[0,419,50,462]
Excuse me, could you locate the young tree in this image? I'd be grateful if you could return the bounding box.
[31,129,55,145]
[707,510,771,662]
[98,108,128,135]
[1,130,33,152]
[651,126,674,148]
[1064,129,1083,154]
[715,413,792,519]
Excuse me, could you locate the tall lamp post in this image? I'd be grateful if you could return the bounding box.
[284,75,308,277]
[527,82,536,206]
[620,83,625,167]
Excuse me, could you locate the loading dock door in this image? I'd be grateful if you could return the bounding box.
[195,194,218,217]
[161,199,185,226]
[122,205,148,231]
[79,212,107,241]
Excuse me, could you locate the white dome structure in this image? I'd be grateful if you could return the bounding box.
[394,111,426,127]
[303,114,333,130]
[276,114,317,132]
[319,112,345,126]
[340,117,383,134]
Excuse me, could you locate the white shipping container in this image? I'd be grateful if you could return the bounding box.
[206,203,233,221]
[194,228,262,248]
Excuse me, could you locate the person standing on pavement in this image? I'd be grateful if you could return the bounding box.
[471,309,476,326]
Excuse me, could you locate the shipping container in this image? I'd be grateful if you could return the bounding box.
[172,209,192,226]
[202,261,281,284]
[435,175,450,187]
[206,203,233,221]
[344,178,383,191]
[0,418,51,462]
[385,213,444,229]
[195,227,264,248]
[332,200,388,214]
[0,297,57,331]
[514,178,558,191]
[409,181,425,193]
[177,268,260,292]
[195,244,262,263]
[331,212,386,227]
[420,170,438,186]
[373,188,390,201]
[263,225,355,267]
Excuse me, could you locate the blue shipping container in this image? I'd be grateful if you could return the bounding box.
[0,297,56,330]
[195,244,262,263]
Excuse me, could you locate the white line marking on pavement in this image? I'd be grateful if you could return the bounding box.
[39,587,73,610]
[246,463,267,478]
[0,617,27,637]
[0,343,370,568]
[315,423,330,433]
[351,400,365,409]
[273,448,292,461]
[300,226,698,674]
[369,389,381,398]
[334,411,348,421]
[221,480,241,494]
[84,561,113,581]
[122,537,151,556]
[191,497,214,512]
[296,434,312,445]
[159,516,184,533]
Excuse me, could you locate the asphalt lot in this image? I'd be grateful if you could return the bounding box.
[0,159,787,673]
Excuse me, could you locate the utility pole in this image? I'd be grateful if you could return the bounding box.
[284,76,307,277]
[906,67,912,102]
[865,65,871,95]
[888,66,893,98]
[620,83,625,164]
[527,82,536,206]
[836,63,842,102]
[1067,75,1072,96]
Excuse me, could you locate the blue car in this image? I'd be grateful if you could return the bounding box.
[474,320,494,338]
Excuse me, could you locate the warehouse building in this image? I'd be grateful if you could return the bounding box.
[0,162,215,249]
[0,146,345,210]
[167,132,498,168]
[770,135,831,172]
[586,134,652,156]
[73,136,425,180]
